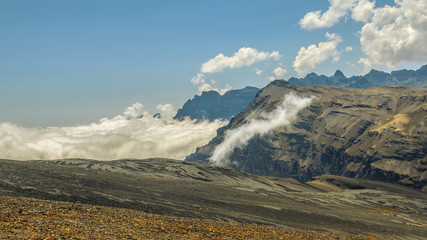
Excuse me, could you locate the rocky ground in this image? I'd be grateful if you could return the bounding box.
[1,158,426,239]
[0,195,384,240]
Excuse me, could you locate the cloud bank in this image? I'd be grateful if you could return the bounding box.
[201,47,280,73]
[210,92,314,167]
[293,33,342,76]
[0,103,226,160]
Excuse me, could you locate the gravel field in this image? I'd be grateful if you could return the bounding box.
[0,195,385,240]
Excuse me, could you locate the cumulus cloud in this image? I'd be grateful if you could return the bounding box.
[255,68,263,76]
[200,47,281,73]
[190,73,232,95]
[273,66,287,79]
[268,66,287,82]
[299,0,427,67]
[0,103,226,161]
[299,0,358,30]
[117,102,146,120]
[360,0,427,67]
[345,46,353,52]
[210,93,314,167]
[352,0,375,22]
[293,33,342,76]
[156,103,176,119]
[358,57,373,74]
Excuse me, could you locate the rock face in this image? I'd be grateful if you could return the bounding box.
[174,86,259,121]
[288,64,427,88]
[186,81,427,190]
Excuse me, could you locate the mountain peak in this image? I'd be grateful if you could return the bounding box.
[333,70,345,78]
[174,86,259,121]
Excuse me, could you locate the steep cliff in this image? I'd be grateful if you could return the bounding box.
[186,81,427,190]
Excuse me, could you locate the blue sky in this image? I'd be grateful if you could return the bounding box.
[1,0,426,127]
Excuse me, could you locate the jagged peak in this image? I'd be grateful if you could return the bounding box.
[418,64,427,72]
[333,70,345,78]
[365,69,385,75]
[199,90,221,97]
[306,72,318,78]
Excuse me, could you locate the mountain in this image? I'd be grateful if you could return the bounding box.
[288,64,427,88]
[364,64,427,87]
[174,86,259,121]
[186,81,427,190]
[288,70,374,88]
[1,158,426,239]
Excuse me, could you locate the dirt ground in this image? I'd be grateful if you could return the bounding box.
[0,195,384,240]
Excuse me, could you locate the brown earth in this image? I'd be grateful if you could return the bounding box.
[1,158,426,239]
[0,195,386,240]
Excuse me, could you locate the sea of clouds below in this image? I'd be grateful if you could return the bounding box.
[0,103,226,161]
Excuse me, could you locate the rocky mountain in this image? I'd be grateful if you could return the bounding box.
[186,81,427,190]
[288,64,427,88]
[288,70,374,88]
[364,64,427,87]
[174,86,259,121]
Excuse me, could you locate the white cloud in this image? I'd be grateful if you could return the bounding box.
[210,93,314,166]
[0,103,226,161]
[345,46,353,52]
[273,66,287,78]
[268,66,287,81]
[352,0,375,22]
[358,57,373,74]
[360,0,427,67]
[293,33,342,76]
[201,47,281,73]
[299,0,427,67]
[299,0,358,30]
[119,102,146,120]
[156,103,176,119]
[190,73,232,95]
[255,68,263,76]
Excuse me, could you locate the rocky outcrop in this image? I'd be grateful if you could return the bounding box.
[186,81,427,190]
[288,64,427,88]
[174,86,259,121]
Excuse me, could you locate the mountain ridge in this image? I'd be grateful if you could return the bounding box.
[288,64,427,88]
[186,81,427,190]
[174,86,259,121]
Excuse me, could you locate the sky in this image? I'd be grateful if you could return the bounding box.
[1,0,427,127]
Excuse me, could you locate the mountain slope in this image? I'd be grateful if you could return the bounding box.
[186,81,427,190]
[288,64,427,88]
[1,158,426,239]
[174,86,259,121]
